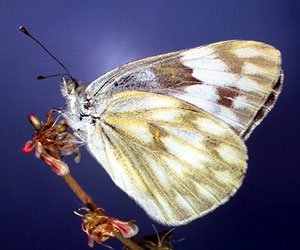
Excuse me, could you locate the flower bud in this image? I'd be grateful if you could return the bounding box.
[28,114,42,131]
[22,140,35,153]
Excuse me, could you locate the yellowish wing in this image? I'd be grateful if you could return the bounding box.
[87,40,282,140]
[87,91,247,225]
[179,40,283,139]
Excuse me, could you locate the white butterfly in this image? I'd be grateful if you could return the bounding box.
[59,40,282,225]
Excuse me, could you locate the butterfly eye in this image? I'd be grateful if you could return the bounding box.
[66,80,79,94]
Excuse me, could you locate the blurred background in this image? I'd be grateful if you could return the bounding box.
[1,0,299,249]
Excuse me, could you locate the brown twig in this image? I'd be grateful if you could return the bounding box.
[62,173,98,212]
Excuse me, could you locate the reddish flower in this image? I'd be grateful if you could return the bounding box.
[22,111,81,176]
[75,208,139,247]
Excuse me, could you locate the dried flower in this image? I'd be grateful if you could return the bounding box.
[75,208,139,247]
[22,111,81,175]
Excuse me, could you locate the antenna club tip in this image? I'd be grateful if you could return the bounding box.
[19,26,29,35]
[37,75,46,80]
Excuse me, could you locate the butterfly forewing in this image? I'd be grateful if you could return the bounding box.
[86,91,247,225]
[86,40,282,140]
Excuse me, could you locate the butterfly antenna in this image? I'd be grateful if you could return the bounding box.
[37,73,72,80]
[19,26,73,79]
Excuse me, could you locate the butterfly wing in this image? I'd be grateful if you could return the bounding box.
[86,91,247,225]
[86,40,282,140]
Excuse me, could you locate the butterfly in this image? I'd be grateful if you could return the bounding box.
[57,40,283,225]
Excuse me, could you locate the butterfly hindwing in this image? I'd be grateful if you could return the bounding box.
[86,40,282,140]
[86,91,247,225]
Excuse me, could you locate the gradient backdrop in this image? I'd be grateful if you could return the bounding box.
[1,1,299,249]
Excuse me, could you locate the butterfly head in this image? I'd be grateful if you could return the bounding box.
[61,77,86,97]
[60,77,88,125]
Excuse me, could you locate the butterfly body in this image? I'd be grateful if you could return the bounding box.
[61,40,282,225]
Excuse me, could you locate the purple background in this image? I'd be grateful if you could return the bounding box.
[1,1,299,249]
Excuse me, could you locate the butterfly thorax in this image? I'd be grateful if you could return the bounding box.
[60,78,92,140]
